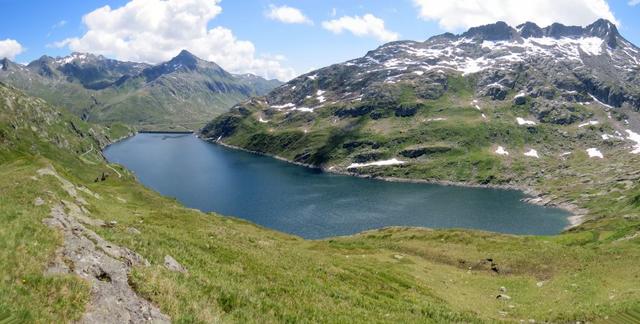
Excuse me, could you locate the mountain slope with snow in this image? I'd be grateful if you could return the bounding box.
[257,19,639,114]
[202,19,640,225]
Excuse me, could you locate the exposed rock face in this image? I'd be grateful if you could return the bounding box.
[44,204,169,324]
[514,95,527,105]
[399,146,452,158]
[164,255,188,274]
[38,166,169,323]
[353,151,387,163]
[394,104,419,117]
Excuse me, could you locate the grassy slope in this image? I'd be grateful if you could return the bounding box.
[2,83,640,323]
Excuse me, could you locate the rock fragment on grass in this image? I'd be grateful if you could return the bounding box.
[34,197,45,206]
[164,255,188,273]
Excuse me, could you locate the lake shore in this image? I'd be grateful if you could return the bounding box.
[206,136,586,230]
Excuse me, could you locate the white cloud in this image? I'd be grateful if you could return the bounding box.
[322,14,399,42]
[55,0,295,81]
[0,39,24,59]
[266,5,312,25]
[413,0,620,31]
[629,0,640,6]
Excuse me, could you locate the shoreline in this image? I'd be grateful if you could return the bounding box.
[205,136,587,230]
[101,131,138,150]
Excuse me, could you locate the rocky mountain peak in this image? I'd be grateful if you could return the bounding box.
[461,21,517,41]
[517,22,543,38]
[586,19,619,37]
[1,58,10,71]
[27,56,58,77]
[169,50,200,70]
[585,19,620,48]
[28,55,54,66]
[455,19,623,48]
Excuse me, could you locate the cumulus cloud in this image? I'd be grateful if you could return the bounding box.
[266,5,312,25]
[629,0,640,6]
[0,39,24,59]
[55,0,295,80]
[413,0,620,31]
[322,14,399,42]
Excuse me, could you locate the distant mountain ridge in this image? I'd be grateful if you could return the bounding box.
[25,52,150,90]
[454,19,620,44]
[246,18,639,116]
[0,50,282,128]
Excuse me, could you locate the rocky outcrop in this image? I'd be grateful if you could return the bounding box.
[353,151,387,163]
[400,146,452,158]
[44,204,169,323]
[335,104,375,118]
[38,166,169,323]
[394,103,420,117]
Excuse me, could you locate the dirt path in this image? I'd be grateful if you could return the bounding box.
[106,164,122,178]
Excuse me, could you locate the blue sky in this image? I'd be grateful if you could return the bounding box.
[1,0,639,80]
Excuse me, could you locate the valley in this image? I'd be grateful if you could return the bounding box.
[2,80,639,322]
[1,13,640,324]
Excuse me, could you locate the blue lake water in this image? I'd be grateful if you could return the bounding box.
[103,133,570,239]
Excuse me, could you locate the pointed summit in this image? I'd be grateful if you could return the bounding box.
[0,58,14,71]
[169,50,200,70]
[26,55,58,78]
[585,19,620,48]
[142,50,230,82]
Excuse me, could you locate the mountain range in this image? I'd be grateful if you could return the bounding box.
[0,50,282,129]
[202,19,640,218]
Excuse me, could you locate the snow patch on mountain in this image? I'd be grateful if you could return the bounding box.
[587,148,604,159]
[347,158,405,169]
[626,130,640,154]
[578,121,599,128]
[495,146,509,156]
[271,103,295,109]
[524,149,540,158]
[516,117,536,126]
